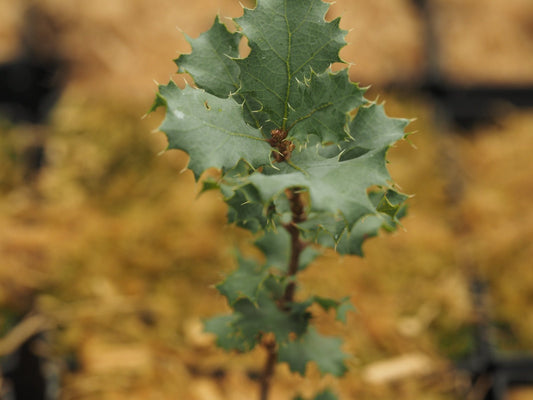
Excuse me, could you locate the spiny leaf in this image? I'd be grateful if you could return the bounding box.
[342,103,409,159]
[236,0,346,132]
[219,161,269,231]
[176,16,241,98]
[248,142,392,231]
[278,326,349,376]
[320,189,408,255]
[288,69,366,143]
[334,215,383,256]
[156,82,271,179]
[232,287,312,347]
[215,253,269,305]
[225,184,268,233]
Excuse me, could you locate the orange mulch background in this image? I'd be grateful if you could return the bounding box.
[1,0,533,399]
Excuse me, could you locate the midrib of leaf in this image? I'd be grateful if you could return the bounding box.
[282,0,292,130]
[248,1,321,130]
[281,0,315,130]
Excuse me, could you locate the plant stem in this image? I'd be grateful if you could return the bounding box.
[259,335,278,400]
[282,222,304,305]
[283,187,307,304]
[259,188,307,400]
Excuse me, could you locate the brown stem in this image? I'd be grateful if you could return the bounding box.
[259,188,307,400]
[259,335,278,400]
[281,222,304,305]
[282,188,307,305]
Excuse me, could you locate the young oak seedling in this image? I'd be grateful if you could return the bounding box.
[151,1,410,398]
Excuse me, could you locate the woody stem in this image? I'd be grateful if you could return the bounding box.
[259,188,307,400]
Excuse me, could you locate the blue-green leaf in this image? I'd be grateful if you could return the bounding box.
[236,0,346,132]
[279,326,349,376]
[156,82,271,179]
[176,16,241,98]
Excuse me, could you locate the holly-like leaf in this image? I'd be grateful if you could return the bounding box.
[232,288,311,347]
[176,16,241,98]
[248,142,392,232]
[334,215,383,256]
[279,326,349,376]
[343,103,410,159]
[216,253,269,305]
[225,183,268,233]
[236,0,346,132]
[315,188,408,255]
[219,161,270,232]
[288,69,366,143]
[155,82,271,180]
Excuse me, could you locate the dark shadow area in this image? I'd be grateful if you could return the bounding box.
[0,4,68,181]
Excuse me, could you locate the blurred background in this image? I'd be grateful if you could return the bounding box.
[1,0,532,399]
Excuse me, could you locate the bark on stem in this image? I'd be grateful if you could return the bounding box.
[259,336,278,400]
[259,188,307,400]
[283,187,307,304]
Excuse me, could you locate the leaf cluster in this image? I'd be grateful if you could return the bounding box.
[152,0,409,255]
[205,241,353,377]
